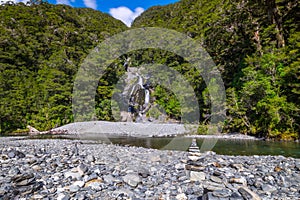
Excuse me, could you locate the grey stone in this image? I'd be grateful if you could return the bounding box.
[69,185,80,192]
[64,171,81,180]
[7,151,16,158]
[229,177,247,185]
[176,193,187,200]
[261,184,277,193]
[138,167,150,178]
[123,173,141,187]
[238,186,261,200]
[77,164,88,175]
[190,171,206,182]
[212,189,232,198]
[211,176,223,183]
[229,192,244,200]
[57,193,70,200]
[150,155,161,162]
[86,155,95,162]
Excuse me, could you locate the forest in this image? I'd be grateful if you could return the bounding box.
[0,0,299,140]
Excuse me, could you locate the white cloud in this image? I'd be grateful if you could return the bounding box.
[83,0,96,10]
[1,0,29,4]
[56,0,71,6]
[109,6,144,27]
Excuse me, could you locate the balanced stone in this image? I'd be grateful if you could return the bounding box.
[190,171,206,182]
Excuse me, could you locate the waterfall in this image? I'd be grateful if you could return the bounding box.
[145,89,150,105]
[137,75,143,87]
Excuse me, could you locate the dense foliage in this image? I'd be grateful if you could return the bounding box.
[0,0,299,140]
[132,0,299,139]
[0,2,127,133]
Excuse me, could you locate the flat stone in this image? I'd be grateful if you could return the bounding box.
[238,186,261,200]
[229,177,247,186]
[212,189,232,198]
[231,163,244,171]
[261,184,277,193]
[150,155,161,162]
[185,165,205,171]
[210,176,223,183]
[190,171,206,182]
[188,156,200,161]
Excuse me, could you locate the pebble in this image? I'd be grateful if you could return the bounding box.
[0,138,298,199]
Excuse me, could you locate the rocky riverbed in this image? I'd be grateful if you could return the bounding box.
[0,138,299,200]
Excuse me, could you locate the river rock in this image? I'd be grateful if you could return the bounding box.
[210,176,223,183]
[86,155,95,162]
[123,173,141,187]
[189,171,206,182]
[64,171,81,180]
[212,189,232,198]
[138,167,150,178]
[261,184,277,193]
[176,193,188,200]
[238,186,261,200]
[0,138,299,200]
[229,177,247,185]
[77,164,88,175]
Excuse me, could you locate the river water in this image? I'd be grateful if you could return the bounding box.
[75,136,300,158]
[24,134,300,158]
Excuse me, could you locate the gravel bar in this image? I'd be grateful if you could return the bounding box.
[0,138,299,199]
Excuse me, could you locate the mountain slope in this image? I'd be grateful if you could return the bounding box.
[132,0,300,139]
[0,2,127,133]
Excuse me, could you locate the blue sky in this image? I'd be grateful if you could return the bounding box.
[2,0,179,26]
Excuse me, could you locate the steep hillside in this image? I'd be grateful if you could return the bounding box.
[0,2,127,133]
[0,0,299,139]
[132,0,300,139]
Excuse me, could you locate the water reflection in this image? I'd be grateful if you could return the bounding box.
[89,136,300,158]
[29,134,300,158]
